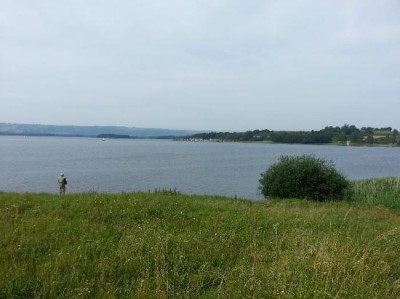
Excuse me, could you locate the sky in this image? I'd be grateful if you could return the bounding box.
[1,1,399,132]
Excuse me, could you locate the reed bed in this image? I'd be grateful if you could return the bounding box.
[348,177,400,210]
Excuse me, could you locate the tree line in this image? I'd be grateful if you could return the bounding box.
[187,125,400,146]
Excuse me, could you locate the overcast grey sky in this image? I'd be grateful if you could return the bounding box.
[1,1,399,131]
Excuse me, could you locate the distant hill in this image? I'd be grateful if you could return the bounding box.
[0,123,199,138]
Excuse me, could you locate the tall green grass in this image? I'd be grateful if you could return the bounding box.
[348,177,400,210]
[1,184,400,298]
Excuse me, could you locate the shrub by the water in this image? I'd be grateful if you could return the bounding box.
[259,154,350,201]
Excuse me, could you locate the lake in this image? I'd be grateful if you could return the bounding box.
[1,136,399,199]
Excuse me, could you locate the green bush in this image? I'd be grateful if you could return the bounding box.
[259,155,349,201]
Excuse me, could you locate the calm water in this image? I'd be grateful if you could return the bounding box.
[1,136,399,199]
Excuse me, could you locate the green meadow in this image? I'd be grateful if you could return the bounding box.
[1,178,400,298]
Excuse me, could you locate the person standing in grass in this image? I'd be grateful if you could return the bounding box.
[58,173,67,195]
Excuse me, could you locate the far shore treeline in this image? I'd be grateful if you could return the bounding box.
[1,123,399,146]
[186,125,400,146]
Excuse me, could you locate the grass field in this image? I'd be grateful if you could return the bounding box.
[1,178,400,298]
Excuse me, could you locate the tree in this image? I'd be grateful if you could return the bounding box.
[259,155,350,201]
[366,133,374,144]
[349,131,363,143]
[392,129,399,145]
[334,132,347,144]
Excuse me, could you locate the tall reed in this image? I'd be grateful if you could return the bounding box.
[348,177,400,210]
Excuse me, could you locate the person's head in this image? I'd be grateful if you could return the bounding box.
[60,173,64,177]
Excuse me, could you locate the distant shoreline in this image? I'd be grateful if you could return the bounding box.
[185,125,400,147]
[0,133,178,140]
[0,122,198,138]
[178,137,399,147]
[2,133,399,147]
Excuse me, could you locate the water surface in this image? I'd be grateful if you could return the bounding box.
[1,136,399,199]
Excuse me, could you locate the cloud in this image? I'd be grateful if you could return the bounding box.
[0,0,399,130]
